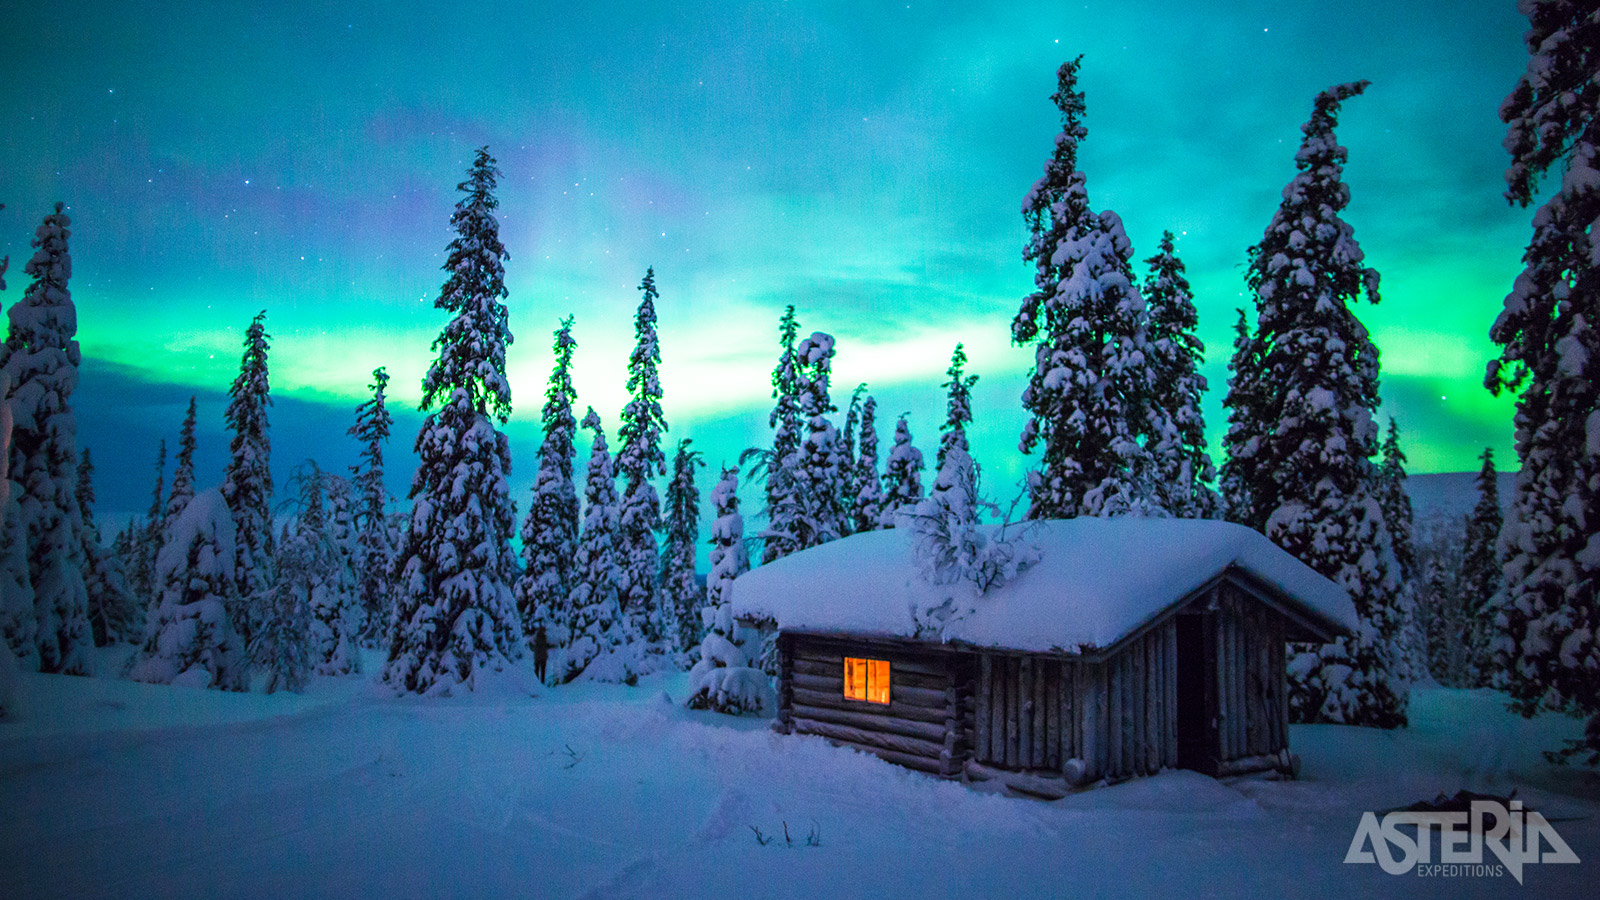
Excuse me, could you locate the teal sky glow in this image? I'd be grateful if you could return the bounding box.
[0,0,1532,516]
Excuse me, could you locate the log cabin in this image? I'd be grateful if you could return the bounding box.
[730,518,1357,797]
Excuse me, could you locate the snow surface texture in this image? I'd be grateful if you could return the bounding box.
[1,651,1594,899]
[733,518,1356,654]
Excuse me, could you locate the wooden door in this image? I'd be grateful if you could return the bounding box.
[1175,612,1218,774]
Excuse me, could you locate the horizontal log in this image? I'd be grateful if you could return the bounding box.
[964,761,1073,799]
[790,702,949,742]
[791,672,947,708]
[790,658,949,691]
[861,745,946,775]
[791,687,949,724]
[790,642,952,678]
[1216,751,1294,778]
[794,717,945,760]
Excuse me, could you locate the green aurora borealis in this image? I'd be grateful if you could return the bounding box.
[0,1,1536,512]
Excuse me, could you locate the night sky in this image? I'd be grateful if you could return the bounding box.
[0,1,1532,521]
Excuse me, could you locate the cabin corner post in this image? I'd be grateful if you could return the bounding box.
[940,662,962,778]
[976,653,993,764]
[775,632,794,734]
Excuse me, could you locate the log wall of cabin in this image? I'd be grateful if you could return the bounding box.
[973,624,1180,785]
[784,635,966,776]
[1073,620,1181,783]
[1214,583,1290,768]
[974,653,1079,775]
[970,589,1293,786]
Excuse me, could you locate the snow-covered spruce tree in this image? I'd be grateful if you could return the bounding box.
[839,383,866,536]
[1220,309,1267,527]
[686,465,769,714]
[1377,417,1426,682]
[792,331,846,550]
[126,488,244,688]
[660,439,703,655]
[163,396,198,532]
[0,235,20,670]
[134,440,166,607]
[1377,418,1418,586]
[852,394,885,534]
[253,522,313,695]
[879,415,925,528]
[1489,0,1600,764]
[616,268,669,647]
[220,310,273,684]
[1418,517,1475,687]
[0,487,30,666]
[515,317,581,650]
[347,366,394,644]
[0,360,32,664]
[2,202,92,674]
[759,305,804,563]
[1461,447,1502,682]
[1243,82,1407,728]
[563,408,633,682]
[77,449,135,646]
[383,147,524,695]
[1012,60,1155,519]
[938,344,978,472]
[1143,232,1222,519]
[295,463,359,676]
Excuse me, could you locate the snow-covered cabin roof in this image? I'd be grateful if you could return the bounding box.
[731,518,1357,656]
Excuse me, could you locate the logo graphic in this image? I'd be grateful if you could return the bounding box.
[1345,799,1580,884]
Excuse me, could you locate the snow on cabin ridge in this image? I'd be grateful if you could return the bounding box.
[731,518,1357,655]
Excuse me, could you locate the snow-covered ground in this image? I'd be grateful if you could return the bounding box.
[3,649,1594,899]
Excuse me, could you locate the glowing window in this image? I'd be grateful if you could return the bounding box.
[844,657,891,704]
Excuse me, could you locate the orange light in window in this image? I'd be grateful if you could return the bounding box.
[844,657,891,704]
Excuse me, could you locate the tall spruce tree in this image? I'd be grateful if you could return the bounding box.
[348,366,394,643]
[164,397,198,532]
[792,332,845,550]
[760,305,804,563]
[563,408,627,682]
[1143,232,1222,519]
[1012,59,1155,519]
[938,344,978,472]
[221,310,273,684]
[852,394,885,534]
[660,439,703,655]
[879,415,925,528]
[383,147,524,695]
[1377,417,1425,680]
[77,449,135,646]
[1490,0,1600,763]
[1220,309,1267,526]
[134,440,166,607]
[686,465,767,714]
[1461,447,1502,682]
[516,317,581,649]
[1239,82,1407,728]
[1377,418,1418,585]
[0,221,19,667]
[839,383,866,535]
[616,269,669,645]
[1,203,92,674]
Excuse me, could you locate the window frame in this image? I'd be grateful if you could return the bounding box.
[843,656,891,705]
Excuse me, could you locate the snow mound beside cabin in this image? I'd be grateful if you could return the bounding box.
[731,518,1356,654]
